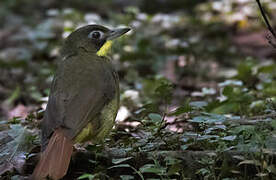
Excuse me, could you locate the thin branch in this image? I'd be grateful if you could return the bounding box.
[256,0,276,38]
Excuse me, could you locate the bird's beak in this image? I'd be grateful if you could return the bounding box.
[107,27,131,40]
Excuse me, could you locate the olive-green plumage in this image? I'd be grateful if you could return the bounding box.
[42,49,119,146]
[32,25,130,180]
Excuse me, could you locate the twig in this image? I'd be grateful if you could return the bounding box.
[256,0,276,38]
[256,0,276,48]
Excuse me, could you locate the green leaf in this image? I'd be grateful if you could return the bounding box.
[212,102,240,114]
[198,135,219,140]
[154,79,173,103]
[109,164,144,180]
[188,113,227,124]
[230,125,255,134]
[256,173,269,177]
[0,124,37,168]
[218,80,243,87]
[236,60,255,82]
[265,136,276,150]
[169,106,191,116]
[112,157,133,164]
[148,113,162,123]
[196,168,209,175]
[267,164,276,175]
[120,175,134,180]
[222,86,234,97]
[221,135,236,141]
[164,156,181,165]
[238,160,261,166]
[6,86,20,105]
[109,164,132,169]
[189,101,208,108]
[78,174,95,180]
[258,64,276,74]
[139,164,166,175]
[271,120,276,130]
[167,163,181,176]
[11,175,22,180]
[88,160,97,164]
[181,145,188,150]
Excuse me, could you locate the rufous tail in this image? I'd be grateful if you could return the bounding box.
[31,129,73,180]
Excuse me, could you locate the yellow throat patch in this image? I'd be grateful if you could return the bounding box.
[96,40,113,56]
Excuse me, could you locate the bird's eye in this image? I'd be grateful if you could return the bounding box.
[88,31,103,39]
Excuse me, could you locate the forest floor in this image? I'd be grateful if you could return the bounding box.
[0,0,276,179]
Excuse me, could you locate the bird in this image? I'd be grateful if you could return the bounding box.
[31,24,130,180]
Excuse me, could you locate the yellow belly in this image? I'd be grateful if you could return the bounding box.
[74,96,118,143]
[74,122,93,143]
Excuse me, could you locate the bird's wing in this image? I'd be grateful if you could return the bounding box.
[41,54,117,148]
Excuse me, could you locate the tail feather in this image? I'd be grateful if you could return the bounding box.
[31,129,73,180]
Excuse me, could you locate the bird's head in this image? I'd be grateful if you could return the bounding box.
[61,24,131,57]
